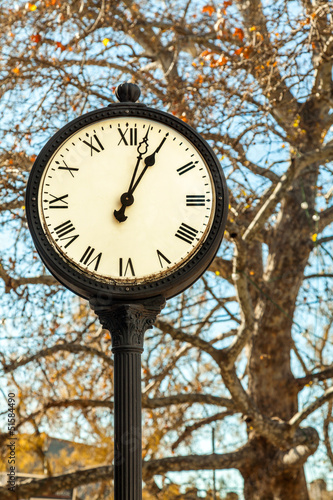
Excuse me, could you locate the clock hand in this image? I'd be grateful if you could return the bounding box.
[114,134,167,223]
[114,126,151,223]
[130,135,167,194]
[128,125,151,192]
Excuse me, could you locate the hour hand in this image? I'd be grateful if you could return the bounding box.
[114,192,134,222]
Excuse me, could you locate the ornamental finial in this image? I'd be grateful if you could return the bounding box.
[115,83,141,103]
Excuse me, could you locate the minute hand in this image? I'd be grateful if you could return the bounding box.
[128,125,151,193]
[130,135,167,194]
[113,127,151,223]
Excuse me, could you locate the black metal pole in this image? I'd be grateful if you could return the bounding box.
[90,296,165,500]
[212,426,216,500]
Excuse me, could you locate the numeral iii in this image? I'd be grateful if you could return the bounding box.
[186,195,206,206]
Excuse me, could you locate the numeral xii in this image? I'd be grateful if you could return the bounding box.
[118,125,137,146]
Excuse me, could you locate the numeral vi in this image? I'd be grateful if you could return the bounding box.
[119,258,135,277]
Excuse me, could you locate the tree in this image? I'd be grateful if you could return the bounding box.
[0,0,333,498]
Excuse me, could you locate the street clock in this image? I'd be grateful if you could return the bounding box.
[26,83,228,300]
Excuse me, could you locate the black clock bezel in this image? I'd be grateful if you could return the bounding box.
[26,103,228,301]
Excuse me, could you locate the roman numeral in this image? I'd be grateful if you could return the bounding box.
[82,134,104,155]
[55,160,79,177]
[186,195,206,206]
[80,246,102,271]
[175,223,198,244]
[118,124,137,146]
[48,194,68,209]
[54,220,79,248]
[119,258,135,277]
[177,161,198,176]
[157,250,171,268]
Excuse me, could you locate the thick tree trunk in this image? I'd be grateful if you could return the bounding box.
[243,171,318,498]
[243,454,309,500]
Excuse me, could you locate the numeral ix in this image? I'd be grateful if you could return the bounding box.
[48,194,68,209]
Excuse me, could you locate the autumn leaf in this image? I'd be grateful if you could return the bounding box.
[217,55,228,65]
[234,27,244,41]
[56,42,66,51]
[243,47,252,59]
[195,75,204,84]
[200,49,212,58]
[235,47,244,56]
[30,34,42,43]
[102,38,110,46]
[202,5,215,16]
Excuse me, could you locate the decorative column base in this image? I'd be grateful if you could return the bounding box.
[89,295,165,500]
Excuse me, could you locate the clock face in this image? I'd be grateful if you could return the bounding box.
[27,104,228,299]
[38,116,215,284]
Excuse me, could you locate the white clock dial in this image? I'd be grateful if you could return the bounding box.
[38,117,215,283]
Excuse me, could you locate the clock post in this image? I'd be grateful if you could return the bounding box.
[89,295,165,499]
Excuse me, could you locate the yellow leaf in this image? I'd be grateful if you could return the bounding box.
[215,271,220,276]
[21,206,25,210]
[250,26,256,31]
[102,38,110,46]
[312,234,317,242]
[29,3,37,10]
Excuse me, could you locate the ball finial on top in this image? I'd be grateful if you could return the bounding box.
[115,83,141,103]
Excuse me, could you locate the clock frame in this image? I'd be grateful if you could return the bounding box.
[26,102,228,301]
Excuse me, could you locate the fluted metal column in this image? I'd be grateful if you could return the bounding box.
[90,296,165,500]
